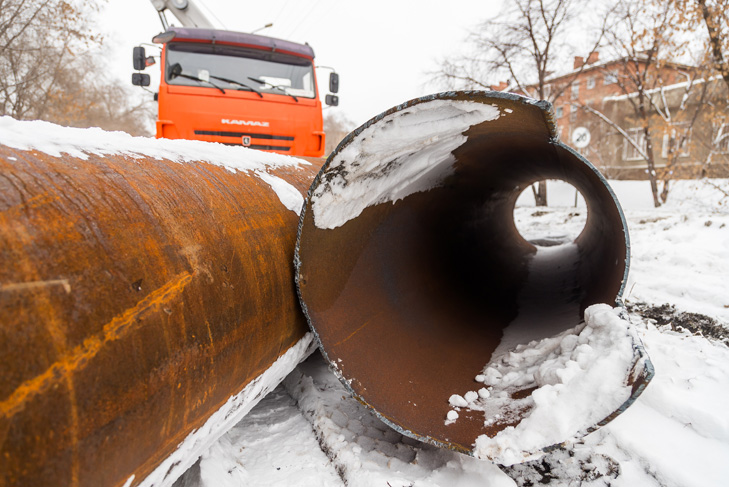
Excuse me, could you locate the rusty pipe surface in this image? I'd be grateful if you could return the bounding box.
[296,91,652,458]
[0,125,321,487]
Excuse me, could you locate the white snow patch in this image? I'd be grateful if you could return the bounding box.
[0,117,309,214]
[311,100,503,229]
[256,171,305,214]
[446,305,639,466]
[135,333,317,487]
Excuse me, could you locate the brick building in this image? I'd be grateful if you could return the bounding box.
[516,52,729,179]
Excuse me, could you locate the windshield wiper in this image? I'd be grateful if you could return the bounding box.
[169,63,226,94]
[208,74,263,98]
[248,77,299,102]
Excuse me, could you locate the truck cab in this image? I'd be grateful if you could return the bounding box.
[136,27,337,157]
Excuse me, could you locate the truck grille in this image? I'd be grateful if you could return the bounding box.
[194,130,294,151]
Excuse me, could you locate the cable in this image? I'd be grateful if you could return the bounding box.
[198,0,227,30]
[273,0,293,26]
[286,0,325,39]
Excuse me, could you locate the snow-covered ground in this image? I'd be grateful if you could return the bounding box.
[176,178,729,487]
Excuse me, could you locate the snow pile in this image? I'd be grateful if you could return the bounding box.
[496,313,729,487]
[444,305,641,466]
[283,354,516,487]
[311,100,503,229]
[0,117,308,215]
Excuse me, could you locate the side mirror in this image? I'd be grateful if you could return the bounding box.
[325,94,339,107]
[133,46,147,71]
[145,56,156,67]
[132,73,151,87]
[329,72,339,93]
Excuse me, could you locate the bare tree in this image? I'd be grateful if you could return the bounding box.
[694,0,729,91]
[430,0,608,205]
[0,0,104,118]
[40,47,155,135]
[1,0,155,135]
[581,0,714,206]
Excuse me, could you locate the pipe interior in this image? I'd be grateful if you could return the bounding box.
[299,126,627,451]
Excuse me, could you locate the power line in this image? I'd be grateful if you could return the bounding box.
[286,0,325,39]
[198,0,227,30]
[273,0,294,26]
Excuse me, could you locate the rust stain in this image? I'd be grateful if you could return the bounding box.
[0,204,81,485]
[66,371,81,487]
[1,279,72,294]
[0,272,193,419]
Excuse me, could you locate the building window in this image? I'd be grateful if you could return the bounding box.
[571,82,579,100]
[586,77,595,89]
[604,70,618,85]
[624,127,647,161]
[570,104,578,122]
[716,123,729,153]
[555,106,564,118]
[661,123,691,158]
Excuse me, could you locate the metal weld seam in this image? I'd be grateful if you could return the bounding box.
[0,272,193,419]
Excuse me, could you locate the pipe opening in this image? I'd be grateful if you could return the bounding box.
[297,92,631,455]
[513,180,588,247]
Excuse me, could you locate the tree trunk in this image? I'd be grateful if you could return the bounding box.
[660,179,670,203]
[643,126,661,207]
[534,180,548,206]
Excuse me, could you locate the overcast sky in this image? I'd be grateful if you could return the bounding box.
[99,0,503,128]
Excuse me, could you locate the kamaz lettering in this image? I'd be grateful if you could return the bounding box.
[221,119,270,127]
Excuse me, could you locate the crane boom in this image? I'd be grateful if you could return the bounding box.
[149,0,216,30]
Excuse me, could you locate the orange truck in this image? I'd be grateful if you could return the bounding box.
[132,0,339,158]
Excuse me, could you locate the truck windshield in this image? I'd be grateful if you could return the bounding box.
[165,43,316,98]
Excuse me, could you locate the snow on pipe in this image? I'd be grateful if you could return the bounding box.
[295,91,654,463]
[0,120,321,487]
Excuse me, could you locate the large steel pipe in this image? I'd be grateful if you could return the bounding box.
[0,123,320,487]
[296,91,651,457]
